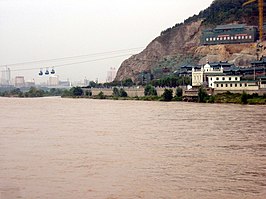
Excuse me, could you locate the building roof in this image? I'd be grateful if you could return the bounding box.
[207,73,240,77]
[215,24,246,30]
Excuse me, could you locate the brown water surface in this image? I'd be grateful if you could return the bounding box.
[0,97,265,199]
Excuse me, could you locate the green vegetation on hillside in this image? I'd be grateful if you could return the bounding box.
[161,0,258,36]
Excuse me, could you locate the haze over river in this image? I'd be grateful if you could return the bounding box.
[0,97,265,199]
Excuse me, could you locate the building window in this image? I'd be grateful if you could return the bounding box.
[224,37,226,40]
[227,37,230,40]
[210,83,212,87]
[245,36,248,39]
[221,84,223,87]
[226,84,228,87]
[234,36,237,39]
[249,35,252,39]
[222,77,225,80]
[217,84,219,87]
[235,84,237,87]
[217,38,219,41]
[229,77,231,80]
[210,38,213,41]
[238,36,241,39]
[231,36,234,40]
[240,83,242,87]
[230,84,232,87]
[213,38,216,41]
[206,38,209,41]
[210,77,212,81]
[245,83,247,87]
[235,77,238,80]
[216,77,219,80]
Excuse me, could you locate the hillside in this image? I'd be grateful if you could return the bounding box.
[115,0,262,82]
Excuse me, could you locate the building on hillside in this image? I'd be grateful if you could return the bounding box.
[251,56,266,67]
[201,24,258,45]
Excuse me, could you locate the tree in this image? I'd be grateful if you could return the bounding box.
[71,87,83,96]
[175,87,183,97]
[162,89,173,101]
[112,87,120,97]
[198,86,208,103]
[144,85,157,96]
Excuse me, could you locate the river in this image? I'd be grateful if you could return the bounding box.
[0,97,265,199]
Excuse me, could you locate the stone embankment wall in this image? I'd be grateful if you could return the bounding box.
[87,87,179,97]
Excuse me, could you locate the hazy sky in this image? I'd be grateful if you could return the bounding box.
[0,0,213,83]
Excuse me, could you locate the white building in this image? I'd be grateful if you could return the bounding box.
[207,74,240,88]
[192,63,260,92]
[192,63,224,86]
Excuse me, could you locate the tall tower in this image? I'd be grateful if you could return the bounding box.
[1,67,11,85]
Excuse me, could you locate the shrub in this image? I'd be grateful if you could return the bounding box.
[162,89,173,101]
[85,90,92,96]
[119,88,128,97]
[97,91,106,99]
[241,92,248,104]
[144,85,157,96]
[71,87,83,96]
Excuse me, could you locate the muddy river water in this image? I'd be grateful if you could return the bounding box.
[0,97,265,199]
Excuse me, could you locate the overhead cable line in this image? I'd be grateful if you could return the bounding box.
[11,53,134,72]
[0,47,144,67]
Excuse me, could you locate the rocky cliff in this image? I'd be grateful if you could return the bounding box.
[115,0,261,82]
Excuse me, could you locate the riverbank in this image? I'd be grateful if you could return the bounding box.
[62,92,266,105]
[1,86,266,104]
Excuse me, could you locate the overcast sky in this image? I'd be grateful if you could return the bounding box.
[0,0,213,83]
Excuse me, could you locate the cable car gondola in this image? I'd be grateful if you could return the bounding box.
[51,67,55,74]
[45,68,49,75]
[39,69,43,76]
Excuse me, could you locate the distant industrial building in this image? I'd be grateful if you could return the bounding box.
[15,76,25,88]
[25,79,35,88]
[201,24,259,45]
[1,67,11,86]
[48,75,59,86]
[106,67,116,82]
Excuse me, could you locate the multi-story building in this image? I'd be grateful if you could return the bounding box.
[201,24,258,45]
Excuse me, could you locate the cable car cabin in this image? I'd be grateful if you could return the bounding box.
[39,70,43,76]
[51,69,55,74]
[201,24,258,46]
[45,69,49,75]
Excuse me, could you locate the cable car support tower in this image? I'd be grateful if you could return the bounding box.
[243,0,264,59]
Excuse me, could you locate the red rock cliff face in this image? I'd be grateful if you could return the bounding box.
[115,20,203,81]
[115,19,263,82]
